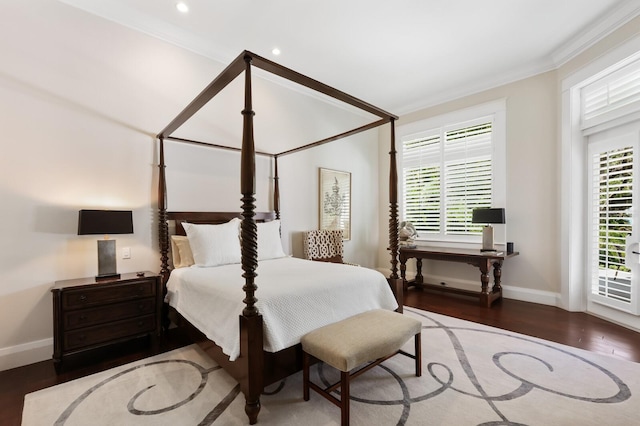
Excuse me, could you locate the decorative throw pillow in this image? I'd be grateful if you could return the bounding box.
[312,254,343,264]
[183,218,241,267]
[257,220,287,260]
[170,235,195,268]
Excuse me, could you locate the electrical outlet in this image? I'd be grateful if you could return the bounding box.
[122,247,131,259]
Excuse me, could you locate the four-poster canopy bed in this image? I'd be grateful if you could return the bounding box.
[157,50,402,424]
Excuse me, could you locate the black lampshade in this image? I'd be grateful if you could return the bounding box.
[78,210,133,235]
[471,208,506,224]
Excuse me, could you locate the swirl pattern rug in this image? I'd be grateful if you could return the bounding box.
[22,307,638,425]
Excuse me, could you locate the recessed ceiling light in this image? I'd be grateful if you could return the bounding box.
[176,2,189,13]
[272,48,281,56]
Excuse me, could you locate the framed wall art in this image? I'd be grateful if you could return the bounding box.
[319,168,351,240]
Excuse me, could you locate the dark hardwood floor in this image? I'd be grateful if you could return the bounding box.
[3,289,639,425]
[404,288,640,363]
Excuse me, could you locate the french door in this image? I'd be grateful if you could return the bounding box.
[587,124,640,315]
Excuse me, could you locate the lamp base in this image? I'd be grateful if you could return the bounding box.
[481,225,495,252]
[97,239,119,279]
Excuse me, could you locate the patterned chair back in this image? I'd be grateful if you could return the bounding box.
[303,229,344,263]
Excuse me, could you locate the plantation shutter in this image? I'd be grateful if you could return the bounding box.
[582,58,640,129]
[591,145,634,306]
[401,119,493,237]
[444,122,493,234]
[402,133,441,234]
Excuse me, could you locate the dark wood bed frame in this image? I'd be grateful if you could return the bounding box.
[157,50,401,424]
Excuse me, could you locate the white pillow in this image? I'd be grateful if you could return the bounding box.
[183,218,241,267]
[257,220,287,260]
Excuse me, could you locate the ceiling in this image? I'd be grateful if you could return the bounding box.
[59,0,640,116]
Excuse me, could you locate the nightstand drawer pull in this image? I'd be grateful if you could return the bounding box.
[79,315,87,321]
[79,295,87,301]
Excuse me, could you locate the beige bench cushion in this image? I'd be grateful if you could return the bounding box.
[301,309,422,372]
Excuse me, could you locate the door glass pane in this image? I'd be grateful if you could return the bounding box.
[591,146,633,304]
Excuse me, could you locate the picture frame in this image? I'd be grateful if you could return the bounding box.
[319,168,351,240]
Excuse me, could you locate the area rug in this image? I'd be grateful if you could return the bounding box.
[23,307,639,425]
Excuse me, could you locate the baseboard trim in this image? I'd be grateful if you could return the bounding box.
[502,285,560,306]
[377,267,560,307]
[0,338,53,372]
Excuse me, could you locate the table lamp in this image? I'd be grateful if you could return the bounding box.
[471,208,505,252]
[78,209,133,279]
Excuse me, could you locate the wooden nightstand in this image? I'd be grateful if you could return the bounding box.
[51,272,162,369]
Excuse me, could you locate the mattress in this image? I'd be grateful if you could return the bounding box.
[165,257,398,361]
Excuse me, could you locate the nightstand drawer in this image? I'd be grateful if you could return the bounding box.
[64,297,156,330]
[62,280,155,309]
[64,314,156,351]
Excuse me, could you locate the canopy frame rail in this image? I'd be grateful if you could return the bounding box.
[157,50,397,142]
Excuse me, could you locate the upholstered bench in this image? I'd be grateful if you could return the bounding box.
[301,309,422,426]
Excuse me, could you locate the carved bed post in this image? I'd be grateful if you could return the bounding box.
[274,155,280,220]
[158,137,171,331]
[158,137,170,284]
[388,118,403,312]
[239,52,264,425]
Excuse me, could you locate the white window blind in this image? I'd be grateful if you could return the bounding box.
[402,118,493,238]
[590,145,634,305]
[582,58,640,128]
[403,133,441,233]
[444,122,493,235]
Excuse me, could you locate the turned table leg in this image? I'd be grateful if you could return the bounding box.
[479,259,491,307]
[492,261,503,295]
[415,258,424,287]
[400,257,408,291]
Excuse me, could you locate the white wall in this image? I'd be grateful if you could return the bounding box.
[0,0,380,370]
[277,132,381,267]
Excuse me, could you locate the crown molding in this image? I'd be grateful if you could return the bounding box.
[398,1,640,117]
[58,0,640,120]
[551,0,640,67]
[396,60,557,116]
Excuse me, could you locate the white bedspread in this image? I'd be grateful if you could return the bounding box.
[165,257,398,361]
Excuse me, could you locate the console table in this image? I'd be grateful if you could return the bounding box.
[399,246,519,307]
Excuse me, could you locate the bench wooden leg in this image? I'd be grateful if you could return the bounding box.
[415,332,422,377]
[303,351,310,401]
[341,370,350,426]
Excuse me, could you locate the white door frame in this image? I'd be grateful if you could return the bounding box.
[560,35,640,313]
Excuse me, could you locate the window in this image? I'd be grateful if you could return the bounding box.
[581,56,640,130]
[399,100,506,243]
